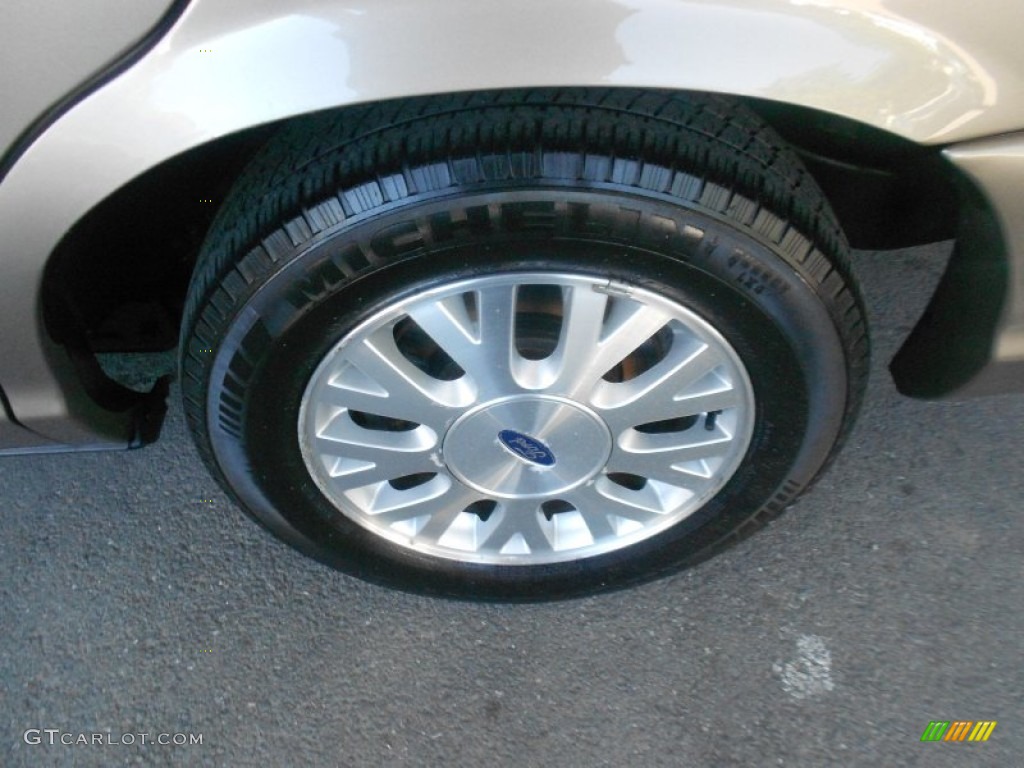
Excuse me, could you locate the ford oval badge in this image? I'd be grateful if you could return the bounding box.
[498,429,556,467]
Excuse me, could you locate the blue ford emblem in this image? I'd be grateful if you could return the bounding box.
[498,430,556,466]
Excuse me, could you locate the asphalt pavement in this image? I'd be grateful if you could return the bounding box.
[1,243,1021,767]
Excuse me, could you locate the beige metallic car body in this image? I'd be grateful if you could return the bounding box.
[2,0,1023,452]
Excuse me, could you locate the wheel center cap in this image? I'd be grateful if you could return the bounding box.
[442,396,612,499]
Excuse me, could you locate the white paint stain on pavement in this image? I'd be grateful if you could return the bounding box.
[773,635,835,699]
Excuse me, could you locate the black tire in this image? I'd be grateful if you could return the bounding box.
[181,89,868,599]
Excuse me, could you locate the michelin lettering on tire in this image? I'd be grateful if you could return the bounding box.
[181,89,868,598]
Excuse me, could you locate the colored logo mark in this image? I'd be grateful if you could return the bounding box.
[921,721,997,742]
[497,430,555,466]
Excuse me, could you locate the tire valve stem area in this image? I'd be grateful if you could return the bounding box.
[704,410,722,432]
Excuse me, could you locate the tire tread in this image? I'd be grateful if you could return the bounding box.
[181,88,870,579]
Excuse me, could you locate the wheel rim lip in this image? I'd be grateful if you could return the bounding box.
[297,270,756,566]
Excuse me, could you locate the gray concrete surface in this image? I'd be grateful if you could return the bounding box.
[1,244,1021,767]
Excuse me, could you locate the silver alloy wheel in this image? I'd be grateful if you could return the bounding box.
[298,273,755,565]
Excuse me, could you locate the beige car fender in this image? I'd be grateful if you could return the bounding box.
[2,0,1024,447]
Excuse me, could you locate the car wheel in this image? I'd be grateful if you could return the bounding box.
[181,90,868,599]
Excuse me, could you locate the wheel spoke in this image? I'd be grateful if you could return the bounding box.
[578,300,673,394]
[670,388,742,419]
[317,383,433,428]
[329,463,439,493]
[479,501,553,556]
[411,497,470,542]
[608,428,734,488]
[370,480,469,525]
[328,328,471,430]
[546,285,610,394]
[476,284,518,347]
[405,294,479,364]
[595,343,739,433]
[408,285,521,398]
[560,486,618,542]
[314,433,440,491]
[474,284,522,396]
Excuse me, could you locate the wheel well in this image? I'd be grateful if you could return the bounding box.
[42,123,277,355]
[745,97,958,250]
[41,88,959,361]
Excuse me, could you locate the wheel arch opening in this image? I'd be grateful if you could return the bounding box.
[38,87,989,407]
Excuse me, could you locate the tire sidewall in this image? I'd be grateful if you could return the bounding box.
[202,188,842,597]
